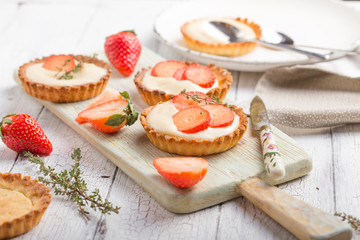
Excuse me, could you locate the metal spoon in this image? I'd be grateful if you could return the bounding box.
[261,28,360,55]
[210,21,332,60]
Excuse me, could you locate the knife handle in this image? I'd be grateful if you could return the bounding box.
[260,128,285,180]
[239,178,352,240]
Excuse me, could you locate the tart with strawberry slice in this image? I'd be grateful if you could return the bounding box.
[140,91,248,156]
[76,88,138,133]
[181,17,262,57]
[18,54,111,102]
[134,60,232,106]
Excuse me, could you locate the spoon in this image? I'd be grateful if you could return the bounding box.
[261,28,360,55]
[210,21,332,60]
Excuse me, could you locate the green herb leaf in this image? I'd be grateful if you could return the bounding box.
[335,212,360,231]
[63,59,70,66]
[121,30,136,35]
[24,149,120,220]
[0,115,14,138]
[105,114,126,127]
[57,61,83,80]
[91,53,98,59]
[121,92,139,127]
[126,111,139,126]
[120,91,131,100]
[2,118,12,124]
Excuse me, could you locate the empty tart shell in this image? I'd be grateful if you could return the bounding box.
[0,173,51,239]
[134,61,233,106]
[140,103,248,156]
[181,18,262,57]
[18,55,112,103]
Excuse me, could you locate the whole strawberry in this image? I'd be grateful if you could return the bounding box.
[104,30,141,77]
[0,114,53,155]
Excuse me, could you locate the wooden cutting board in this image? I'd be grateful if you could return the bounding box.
[14,48,312,213]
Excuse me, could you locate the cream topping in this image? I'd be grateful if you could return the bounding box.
[142,71,219,95]
[25,62,107,86]
[0,189,33,224]
[147,101,239,140]
[184,18,256,44]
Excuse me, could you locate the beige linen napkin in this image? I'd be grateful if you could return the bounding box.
[245,56,360,128]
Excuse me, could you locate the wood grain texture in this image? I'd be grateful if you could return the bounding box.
[240,178,352,240]
[1,0,360,239]
[13,47,312,213]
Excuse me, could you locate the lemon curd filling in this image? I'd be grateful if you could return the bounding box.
[0,189,33,224]
[25,62,107,87]
[184,18,256,44]
[147,101,239,140]
[142,71,219,95]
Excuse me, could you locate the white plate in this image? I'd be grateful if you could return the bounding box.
[154,0,360,72]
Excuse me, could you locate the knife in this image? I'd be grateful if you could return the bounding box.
[239,96,352,239]
[250,96,285,180]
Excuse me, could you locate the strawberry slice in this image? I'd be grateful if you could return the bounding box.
[77,99,128,133]
[87,88,122,109]
[173,66,188,80]
[78,99,128,121]
[151,60,186,77]
[172,106,210,133]
[76,91,139,133]
[202,104,235,128]
[89,115,127,133]
[184,64,216,88]
[42,55,75,72]
[75,88,123,124]
[172,91,209,110]
[153,157,208,188]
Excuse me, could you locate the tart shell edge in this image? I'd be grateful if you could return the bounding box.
[18,55,112,103]
[134,61,233,106]
[140,104,248,156]
[0,172,51,239]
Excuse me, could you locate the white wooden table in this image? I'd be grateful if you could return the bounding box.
[1,0,359,239]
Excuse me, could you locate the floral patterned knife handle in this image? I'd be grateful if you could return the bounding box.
[260,128,285,180]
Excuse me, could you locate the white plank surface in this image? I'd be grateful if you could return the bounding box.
[0,0,359,239]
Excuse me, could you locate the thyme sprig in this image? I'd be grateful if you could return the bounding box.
[24,148,120,220]
[55,53,97,79]
[181,89,235,110]
[335,212,360,232]
[58,61,83,80]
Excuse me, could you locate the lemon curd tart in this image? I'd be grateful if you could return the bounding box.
[140,92,248,156]
[181,17,262,57]
[134,60,232,106]
[18,54,111,103]
[0,173,51,239]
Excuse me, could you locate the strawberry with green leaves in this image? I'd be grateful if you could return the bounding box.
[76,89,138,133]
[105,30,141,77]
[0,114,53,155]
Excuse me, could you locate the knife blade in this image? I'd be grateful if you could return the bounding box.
[250,96,285,180]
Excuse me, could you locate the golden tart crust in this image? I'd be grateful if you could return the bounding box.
[181,18,262,57]
[18,55,112,103]
[134,62,233,106]
[140,103,248,156]
[0,173,51,239]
